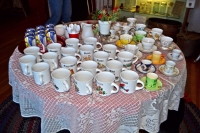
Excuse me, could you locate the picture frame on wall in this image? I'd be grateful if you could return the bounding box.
[172,1,185,17]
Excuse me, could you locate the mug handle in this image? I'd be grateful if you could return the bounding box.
[75,53,82,61]
[63,80,70,91]
[122,67,127,71]
[96,68,102,74]
[94,49,99,53]
[39,73,44,85]
[38,52,43,62]
[115,50,120,59]
[86,83,93,94]
[24,65,30,75]
[51,60,58,71]
[111,83,119,94]
[132,55,138,64]
[108,57,114,61]
[96,42,102,50]
[135,79,144,90]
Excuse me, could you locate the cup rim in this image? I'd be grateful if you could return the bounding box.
[120,70,139,81]
[95,72,115,83]
[51,68,71,79]
[74,71,93,82]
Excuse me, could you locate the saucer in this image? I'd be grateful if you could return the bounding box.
[141,77,162,91]
[120,49,143,59]
[159,65,180,76]
[135,63,156,74]
[167,53,184,61]
[137,43,157,53]
[146,55,166,65]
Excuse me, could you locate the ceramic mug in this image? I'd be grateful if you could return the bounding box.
[172,49,181,60]
[140,59,152,71]
[145,73,158,88]
[47,43,62,59]
[61,47,81,61]
[120,70,144,94]
[103,44,120,59]
[152,51,162,63]
[19,55,36,76]
[93,51,113,70]
[65,38,82,52]
[142,37,155,50]
[73,71,93,95]
[51,68,71,92]
[23,46,42,63]
[106,60,127,82]
[117,51,138,70]
[124,44,139,56]
[60,56,81,75]
[79,45,97,61]
[40,52,58,71]
[95,72,119,96]
[83,37,102,50]
[164,60,176,74]
[32,62,51,85]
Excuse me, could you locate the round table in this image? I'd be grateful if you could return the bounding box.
[9,28,187,133]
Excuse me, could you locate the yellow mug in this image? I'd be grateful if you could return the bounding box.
[152,51,162,63]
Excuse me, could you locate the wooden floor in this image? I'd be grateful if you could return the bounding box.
[0,5,200,110]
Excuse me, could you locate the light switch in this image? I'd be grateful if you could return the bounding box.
[186,0,196,8]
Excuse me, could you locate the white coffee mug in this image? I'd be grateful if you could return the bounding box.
[124,44,139,55]
[142,37,155,50]
[61,47,81,61]
[94,51,113,70]
[95,72,119,96]
[32,62,51,85]
[19,55,36,76]
[164,60,176,74]
[77,60,101,81]
[103,44,120,59]
[47,43,62,59]
[84,37,102,50]
[41,52,58,71]
[51,68,71,92]
[24,46,42,63]
[79,45,97,61]
[73,71,93,95]
[172,49,181,59]
[65,38,82,52]
[106,60,127,82]
[60,56,81,75]
[117,51,138,70]
[120,70,144,94]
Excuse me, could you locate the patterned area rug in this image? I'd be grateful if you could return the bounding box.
[0,95,199,133]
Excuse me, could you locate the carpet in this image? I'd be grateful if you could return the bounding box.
[0,95,199,133]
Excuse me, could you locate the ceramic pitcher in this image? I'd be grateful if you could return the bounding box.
[81,23,94,40]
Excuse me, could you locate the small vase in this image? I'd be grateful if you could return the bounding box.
[98,20,111,35]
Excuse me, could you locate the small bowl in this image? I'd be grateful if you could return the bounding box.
[120,34,133,44]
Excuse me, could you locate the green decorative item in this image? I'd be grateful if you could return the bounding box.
[135,31,146,43]
[141,77,162,91]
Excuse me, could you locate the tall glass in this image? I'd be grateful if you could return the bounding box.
[146,0,152,14]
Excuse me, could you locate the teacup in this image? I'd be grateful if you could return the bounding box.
[120,70,144,94]
[135,24,146,31]
[151,28,163,40]
[160,36,173,49]
[145,73,158,89]
[65,38,82,52]
[164,60,176,74]
[106,60,127,82]
[60,56,81,75]
[172,49,181,59]
[32,62,51,85]
[103,44,120,59]
[95,72,119,96]
[61,47,81,61]
[135,31,147,42]
[94,51,113,70]
[79,45,97,61]
[110,29,116,39]
[142,37,155,50]
[127,17,137,27]
[54,24,66,36]
[47,43,62,59]
[40,52,58,71]
[84,37,102,50]
[120,34,132,44]
[24,46,42,63]
[140,59,152,71]
[51,68,71,92]
[19,55,36,76]
[152,51,162,63]
[124,44,139,56]
[73,71,93,95]
[77,60,101,81]
[117,51,138,70]
[121,26,132,34]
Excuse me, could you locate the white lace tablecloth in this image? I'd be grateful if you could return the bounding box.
[9,45,187,133]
